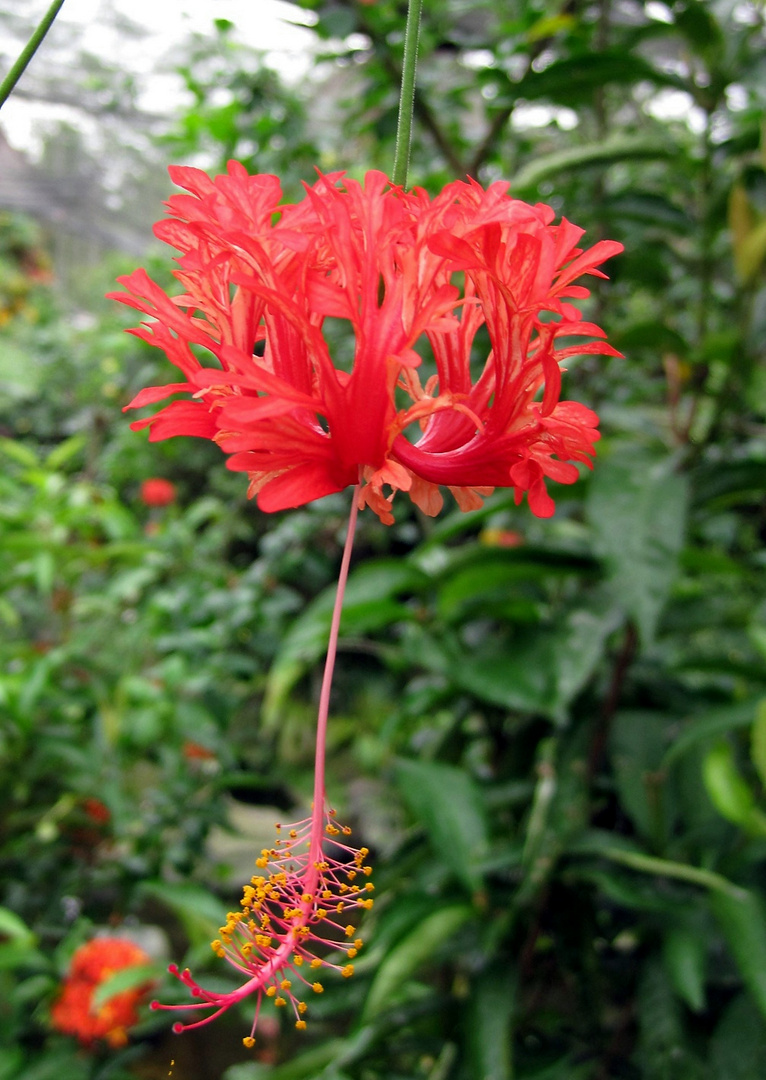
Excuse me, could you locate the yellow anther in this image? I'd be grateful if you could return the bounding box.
[347,871,357,881]
[342,826,352,835]
[289,829,297,838]
[241,943,253,957]
[280,979,291,990]
[322,890,333,900]
[341,965,354,978]
[359,898,374,909]
[363,866,373,876]
[316,908,328,919]
[301,893,313,903]
[255,857,268,868]
[255,935,273,949]
[336,903,344,914]
[275,996,287,1007]
[346,948,357,959]
[312,982,324,993]
[345,925,355,938]
[329,808,337,817]
[293,954,304,966]
[243,1036,255,1048]
[366,883,375,892]
[354,939,363,949]
[210,939,222,953]
[295,1019,307,1030]
[360,847,369,857]
[325,824,340,836]
[310,958,323,969]
[265,986,277,998]
[298,1001,308,1014]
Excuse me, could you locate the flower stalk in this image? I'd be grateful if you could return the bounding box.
[0,0,67,111]
[392,0,424,188]
[152,484,373,1044]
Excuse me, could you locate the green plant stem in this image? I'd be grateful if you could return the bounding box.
[603,847,748,900]
[392,0,424,188]
[0,0,67,111]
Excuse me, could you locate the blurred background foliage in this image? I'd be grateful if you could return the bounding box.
[1,0,765,1078]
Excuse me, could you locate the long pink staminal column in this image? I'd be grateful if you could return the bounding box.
[152,485,372,1046]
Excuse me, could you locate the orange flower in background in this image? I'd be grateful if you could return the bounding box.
[111,164,622,524]
[139,477,176,507]
[50,938,154,1048]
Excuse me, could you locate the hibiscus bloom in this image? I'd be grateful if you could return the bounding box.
[50,937,154,1048]
[111,164,622,523]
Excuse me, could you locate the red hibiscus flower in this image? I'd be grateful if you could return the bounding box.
[139,477,176,507]
[111,164,621,522]
[50,937,154,1048]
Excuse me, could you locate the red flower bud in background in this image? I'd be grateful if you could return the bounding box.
[139,477,176,507]
[50,938,154,1048]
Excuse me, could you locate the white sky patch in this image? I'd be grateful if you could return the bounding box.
[645,1,674,24]
[725,83,749,111]
[512,104,579,132]
[643,88,707,134]
[461,49,494,70]
[2,0,317,153]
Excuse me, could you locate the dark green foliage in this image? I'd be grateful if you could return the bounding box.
[1,0,765,1077]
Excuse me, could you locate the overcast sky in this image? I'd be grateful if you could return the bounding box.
[2,0,317,153]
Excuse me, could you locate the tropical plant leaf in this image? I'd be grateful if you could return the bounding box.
[587,450,688,645]
[395,758,489,892]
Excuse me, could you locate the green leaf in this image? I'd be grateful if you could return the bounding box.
[663,700,759,767]
[0,906,34,941]
[263,559,427,723]
[452,597,619,724]
[587,450,688,645]
[362,904,472,1021]
[0,436,39,468]
[467,965,515,1080]
[139,881,228,947]
[750,700,766,790]
[394,758,489,892]
[709,994,766,1080]
[703,740,756,826]
[613,320,690,355]
[637,958,703,1079]
[710,888,766,1018]
[514,50,686,103]
[610,711,673,844]
[662,925,706,1012]
[11,1057,89,1080]
[91,961,161,1010]
[45,435,86,471]
[0,1051,23,1080]
[510,135,675,193]
[0,343,43,401]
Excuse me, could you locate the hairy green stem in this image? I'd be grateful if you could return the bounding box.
[0,0,67,111]
[391,0,424,188]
